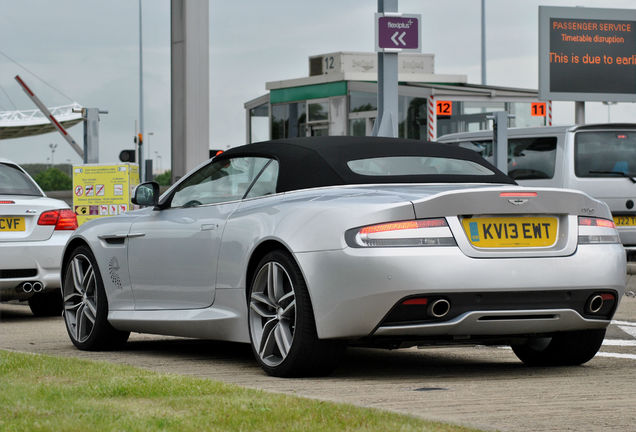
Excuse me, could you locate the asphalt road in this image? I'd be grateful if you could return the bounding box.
[2,286,636,432]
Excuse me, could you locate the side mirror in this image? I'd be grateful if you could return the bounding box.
[132,182,159,208]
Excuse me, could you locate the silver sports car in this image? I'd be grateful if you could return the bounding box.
[60,137,626,377]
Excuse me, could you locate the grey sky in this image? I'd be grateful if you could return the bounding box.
[1,0,636,168]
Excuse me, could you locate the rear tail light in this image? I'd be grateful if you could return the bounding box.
[0,200,15,204]
[578,217,615,228]
[38,209,78,230]
[578,216,620,244]
[347,218,456,248]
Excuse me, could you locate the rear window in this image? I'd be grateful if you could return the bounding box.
[575,131,636,178]
[456,137,557,180]
[0,163,42,196]
[347,156,494,176]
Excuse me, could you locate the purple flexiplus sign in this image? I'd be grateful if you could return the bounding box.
[375,13,421,52]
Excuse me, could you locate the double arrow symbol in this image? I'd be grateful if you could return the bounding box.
[391,31,407,46]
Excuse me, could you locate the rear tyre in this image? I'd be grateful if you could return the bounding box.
[62,245,129,350]
[511,329,606,366]
[28,291,63,317]
[248,250,344,377]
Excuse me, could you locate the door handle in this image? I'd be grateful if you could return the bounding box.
[201,224,218,231]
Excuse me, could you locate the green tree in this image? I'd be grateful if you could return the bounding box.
[34,168,72,191]
[154,170,171,186]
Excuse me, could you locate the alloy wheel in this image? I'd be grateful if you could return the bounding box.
[63,254,98,343]
[249,261,297,367]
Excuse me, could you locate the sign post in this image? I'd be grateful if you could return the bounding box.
[373,1,420,138]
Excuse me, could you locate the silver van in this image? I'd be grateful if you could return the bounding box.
[438,124,636,253]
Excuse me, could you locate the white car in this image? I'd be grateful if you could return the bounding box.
[0,158,77,316]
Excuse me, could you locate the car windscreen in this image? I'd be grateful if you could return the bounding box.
[347,156,494,176]
[575,131,636,178]
[0,163,42,196]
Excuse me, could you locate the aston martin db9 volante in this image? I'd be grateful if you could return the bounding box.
[1,158,76,316]
[60,137,625,377]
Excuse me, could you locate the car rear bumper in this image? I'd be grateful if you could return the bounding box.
[295,244,626,340]
[0,231,71,300]
[617,226,636,247]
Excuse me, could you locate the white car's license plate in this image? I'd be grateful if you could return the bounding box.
[0,217,25,232]
[461,216,558,248]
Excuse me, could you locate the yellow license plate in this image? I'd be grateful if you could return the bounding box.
[613,215,636,226]
[0,217,25,232]
[461,216,558,248]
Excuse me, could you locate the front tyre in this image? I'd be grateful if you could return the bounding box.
[511,329,606,366]
[248,250,343,377]
[62,245,129,350]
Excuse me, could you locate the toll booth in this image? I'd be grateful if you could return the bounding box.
[245,52,549,143]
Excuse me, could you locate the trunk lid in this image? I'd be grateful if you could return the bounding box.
[0,195,68,242]
[410,185,610,258]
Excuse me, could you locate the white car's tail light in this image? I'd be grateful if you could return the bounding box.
[347,218,456,248]
[38,209,78,230]
[578,216,620,244]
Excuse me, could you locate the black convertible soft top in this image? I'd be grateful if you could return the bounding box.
[217,136,515,193]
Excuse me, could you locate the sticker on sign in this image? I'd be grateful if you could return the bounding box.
[375,13,421,52]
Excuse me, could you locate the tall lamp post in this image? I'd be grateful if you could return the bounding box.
[49,143,58,166]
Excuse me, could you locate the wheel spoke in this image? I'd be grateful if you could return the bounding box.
[82,266,94,294]
[281,300,296,318]
[64,302,81,311]
[274,321,293,358]
[259,320,278,359]
[71,257,84,294]
[76,303,86,340]
[84,298,97,317]
[251,291,275,309]
[272,264,285,302]
[82,302,96,324]
[64,293,82,303]
[266,263,278,304]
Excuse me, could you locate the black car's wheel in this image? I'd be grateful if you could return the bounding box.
[511,329,606,366]
[28,291,63,317]
[247,250,344,377]
[62,245,129,350]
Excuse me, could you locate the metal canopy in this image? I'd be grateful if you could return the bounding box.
[0,103,82,140]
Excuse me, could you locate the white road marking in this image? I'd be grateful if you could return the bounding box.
[618,325,636,339]
[611,320,636,327]
[596,352,636,360]
[602,338,636,346]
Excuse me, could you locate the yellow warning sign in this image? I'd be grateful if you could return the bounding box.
[72,164,140,226]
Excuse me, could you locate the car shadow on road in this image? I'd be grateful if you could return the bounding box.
[117,337,578,381]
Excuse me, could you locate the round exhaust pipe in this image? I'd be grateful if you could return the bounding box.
[32,282,43,293]
[587,295,604,314]
[428,298,451,318]
[22,282,33,293]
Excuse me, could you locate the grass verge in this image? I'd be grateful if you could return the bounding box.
[0,350,482,432]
